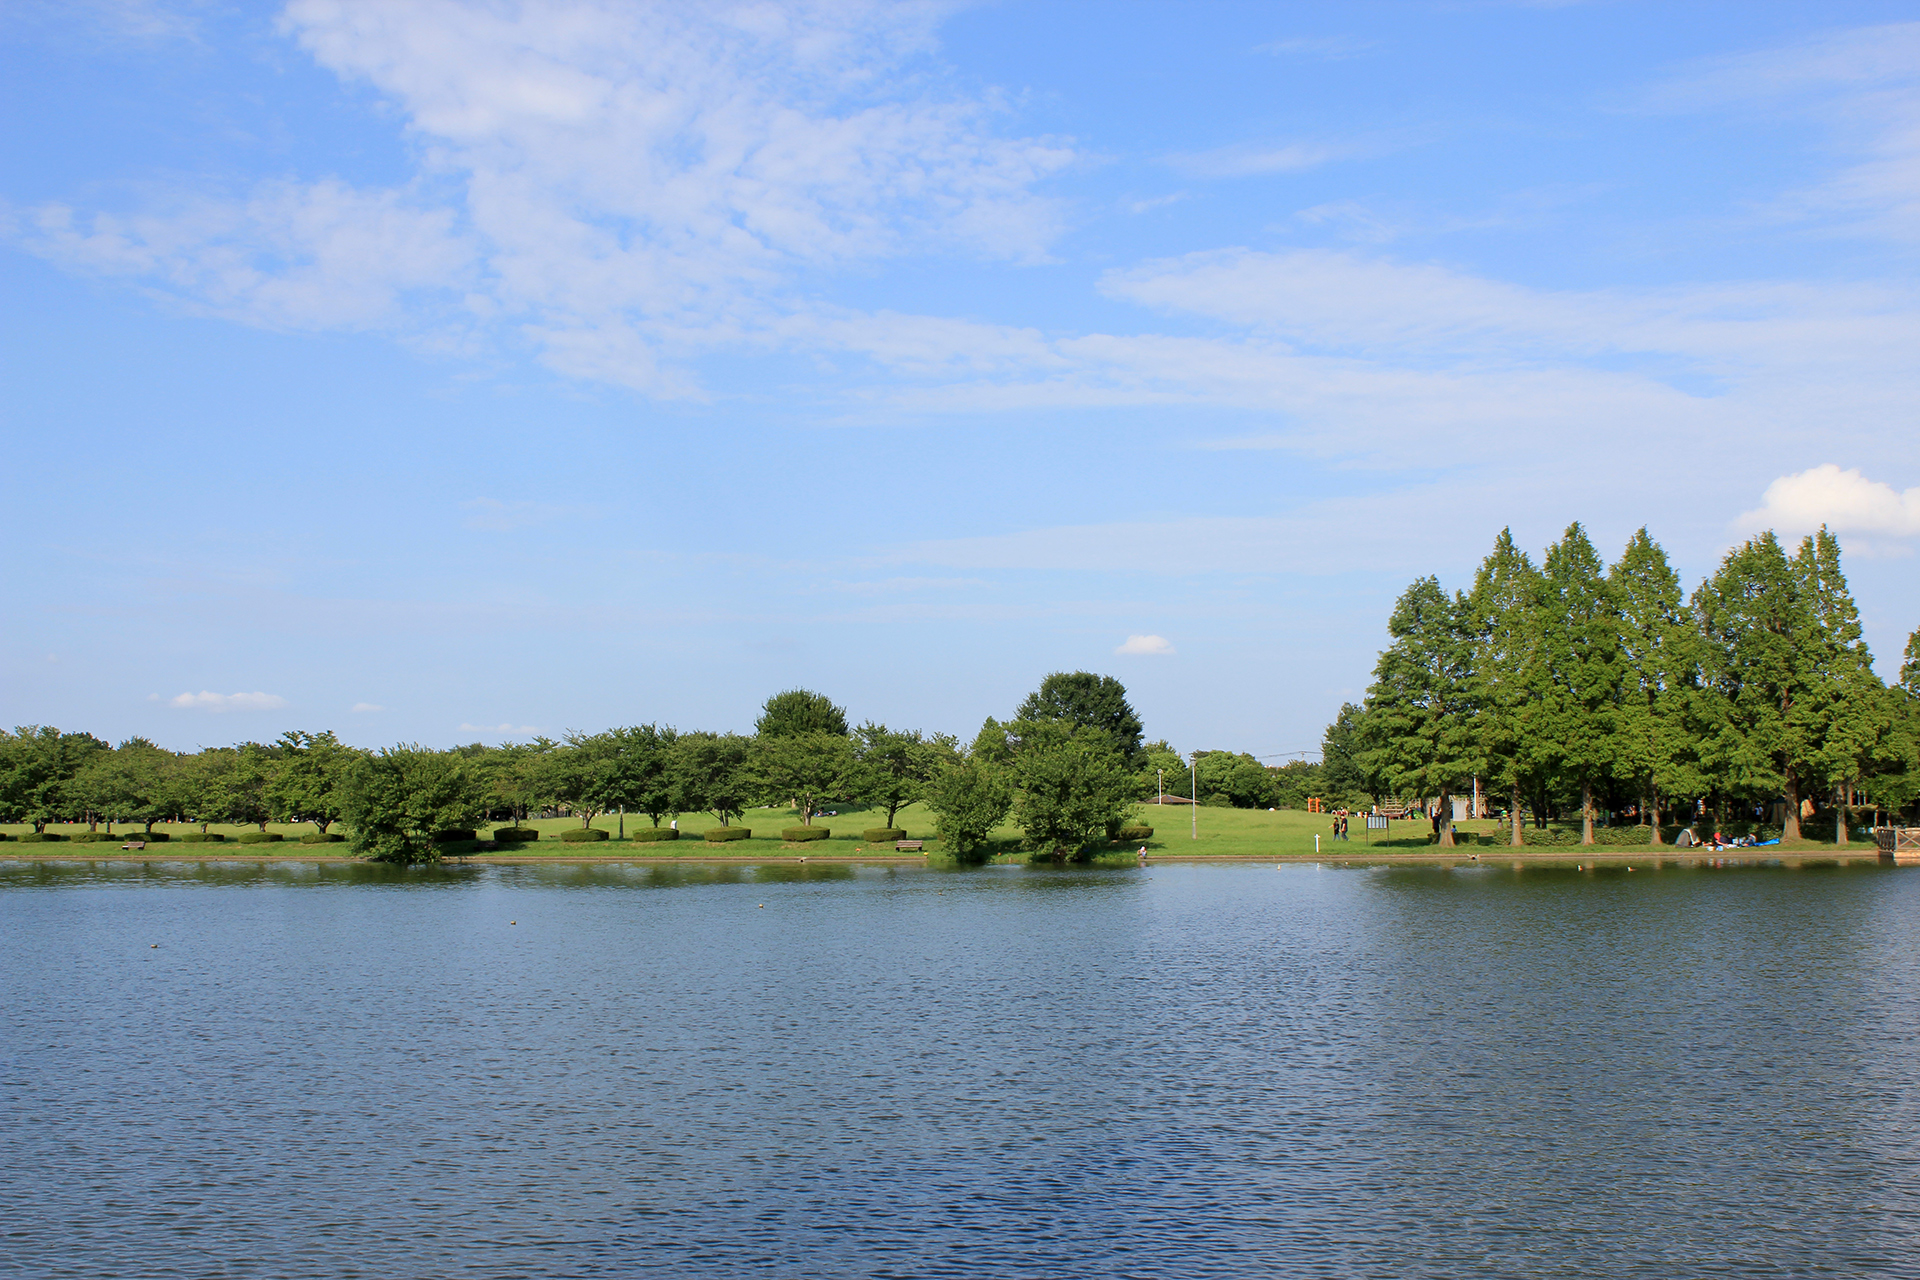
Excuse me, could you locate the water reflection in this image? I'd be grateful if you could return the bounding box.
[2,861,1917,1277]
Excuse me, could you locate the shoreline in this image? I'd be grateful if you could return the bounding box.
[0,850,1898,868]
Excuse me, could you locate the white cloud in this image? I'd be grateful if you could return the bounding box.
[1735,464,1920,539]
[350,702,384,713]
[458,722,539,735]
[169,690,288,712]
[1117,634,1175,655]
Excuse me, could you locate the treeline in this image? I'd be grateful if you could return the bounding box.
[1318,524,1920,847]
[0,676,1217,863]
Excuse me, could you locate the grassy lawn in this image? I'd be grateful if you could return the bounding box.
[0,804,1875,859]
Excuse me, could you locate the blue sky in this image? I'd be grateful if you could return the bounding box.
[5,0,1920,756]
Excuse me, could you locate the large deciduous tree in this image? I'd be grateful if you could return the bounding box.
[265,730,358,834]
[922,752,1013,861]
[756,689,850,738]
[674,731,754,827]
[854,723,947,828]
[598,724,679,833]
[343,746,486,864]
[1015,672,1145,765]
[0,726,108,832]
[753,731,858,826]
[1007,721,1139,859]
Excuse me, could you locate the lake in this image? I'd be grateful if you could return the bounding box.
[3,858,1917,1277]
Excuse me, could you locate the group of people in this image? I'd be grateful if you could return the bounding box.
[1329,815,1351,841]
[1673,828,1769,850]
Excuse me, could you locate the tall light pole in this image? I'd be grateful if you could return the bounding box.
[1190,753,1199,840]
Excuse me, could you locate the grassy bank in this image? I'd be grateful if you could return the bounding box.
[0,802,1883,861]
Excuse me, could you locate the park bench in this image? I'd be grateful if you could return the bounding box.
[120,841,145,850]
[895,840,924,853]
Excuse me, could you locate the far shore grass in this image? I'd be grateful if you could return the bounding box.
[0,802,1891,862]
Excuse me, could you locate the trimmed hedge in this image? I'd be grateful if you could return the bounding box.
[19,832,65,842]
[178,832,224,843]
[492,828,540,843]
[130,831,170,842]
[0,831,9,841]
[862,827,907,842]
[629,828,679,843]
[238,831,284,844]
[298,832,345,844]
[783,827,831,842]
[704,826,751,843]
[559,828,610,843]
[75,831,121,843]
[1116,825,1154,841]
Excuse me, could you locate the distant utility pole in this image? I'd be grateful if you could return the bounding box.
[1157,768,1163,804]
[1191,753,1199,840]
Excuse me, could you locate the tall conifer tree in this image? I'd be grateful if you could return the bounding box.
[1358,576,1475,847]
[1694,532,1824,841]
[1609,528,1698,844]
[1536,523,1621,844]
[1796,529,1891,845]
[1463,529,1543,846]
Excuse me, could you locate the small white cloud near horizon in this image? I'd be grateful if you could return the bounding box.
[1117,634,1176,656]
[169,690,287,712]
[1735,464,1920,539]
[350,702,384,713]
[458,722,539,735]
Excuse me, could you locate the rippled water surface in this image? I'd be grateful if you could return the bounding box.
[4,858,1920,1278]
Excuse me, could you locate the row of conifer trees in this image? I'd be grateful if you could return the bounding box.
[1321,524,1920,847]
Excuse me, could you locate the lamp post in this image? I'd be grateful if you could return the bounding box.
[1191,753,1199,840]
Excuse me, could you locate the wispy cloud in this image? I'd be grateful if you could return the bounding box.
[1116,634,1175,655]
[460,497,592,532]
[1165,140,1351,179]
[169,690,287,712]
[1255,35,1372,60]
[1647,22,1920,241]
[350,702,384,713]
[458,722,539,735]
[10,0,1076,396]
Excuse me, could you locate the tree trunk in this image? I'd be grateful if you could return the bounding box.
[1510,779,1525,847]
[1836,782,1850,848]
[618,805,625,838]
[1473,774,1481,819]
[1436,788,1455,847]
[316,818,331,834]
[1581,779,1594,845]
[1649,787,1662,844]
[1783,772,1802,843]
